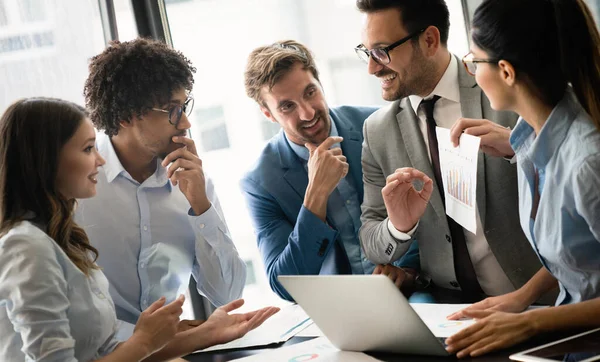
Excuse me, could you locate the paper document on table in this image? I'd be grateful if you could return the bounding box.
[410,303,475,338]
[194,304,312,353]
[232,337,382,361]
[436,127,481,233]
[411,303,548,338]
[295,321,324,337]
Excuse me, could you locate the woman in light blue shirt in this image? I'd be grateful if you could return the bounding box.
[444,0,600,358]
[0,98,185,361]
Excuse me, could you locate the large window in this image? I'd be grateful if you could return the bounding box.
[165,0,470,312]
[194,105,231,152]
[0,1,8,27]
[0,0,140,112]
[112,0,138,42]
[0,0,105,111]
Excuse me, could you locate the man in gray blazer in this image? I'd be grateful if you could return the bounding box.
[355,0,547,303]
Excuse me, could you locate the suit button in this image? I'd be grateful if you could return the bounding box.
[446,234,452,243]
[450,281,459,288]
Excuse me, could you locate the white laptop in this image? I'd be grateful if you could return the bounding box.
[278,275,451,356]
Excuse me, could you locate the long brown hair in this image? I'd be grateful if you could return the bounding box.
[0,98,99,275]
[472,0,600,131]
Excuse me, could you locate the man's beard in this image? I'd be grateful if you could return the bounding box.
[157,131,188,159]
[380,49,437,101]
[298,110,330,145]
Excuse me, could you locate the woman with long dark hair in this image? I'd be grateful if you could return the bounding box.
[0,98,184,361]
[445,0,600,357]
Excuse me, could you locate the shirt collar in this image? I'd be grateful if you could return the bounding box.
[510,89,579,169]
[97,132,169,187]
[97,132,126,183]
[408,54,460,114]
[284,110,340,162]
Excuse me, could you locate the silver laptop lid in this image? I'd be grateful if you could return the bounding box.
[278,275,449,356]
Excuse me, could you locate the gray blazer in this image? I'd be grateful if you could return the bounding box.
[360,56,543,293]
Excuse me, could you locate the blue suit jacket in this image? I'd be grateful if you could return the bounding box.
[241,106,419,300]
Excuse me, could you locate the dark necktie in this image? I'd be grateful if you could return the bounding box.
[420,96,484,299]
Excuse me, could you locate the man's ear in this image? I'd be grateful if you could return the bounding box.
[119,114,140,129]
[422,25,442,57]
[119,119,132,128]
[498,60,516,87]
[260,106,277,124]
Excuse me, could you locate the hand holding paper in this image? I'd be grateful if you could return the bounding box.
[450,118,513,158]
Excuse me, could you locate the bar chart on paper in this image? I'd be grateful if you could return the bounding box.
[435,127,481,234]
[445,166,475,207]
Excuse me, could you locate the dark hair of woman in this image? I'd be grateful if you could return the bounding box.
[472,0,600,131]
[0,98,99,275]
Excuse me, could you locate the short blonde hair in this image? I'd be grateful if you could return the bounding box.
[244,40,320,107]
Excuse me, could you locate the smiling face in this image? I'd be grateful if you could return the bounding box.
[470,43,517,112]
[259,62,331,146]
[361,8,438,100]
[55,118,105,200]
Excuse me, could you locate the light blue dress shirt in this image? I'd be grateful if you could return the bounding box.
[510,90,600,306]
[285,120,377,275]
[0,221,120,361]
[76,133,246,326]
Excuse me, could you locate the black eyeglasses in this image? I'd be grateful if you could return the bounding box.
[151,95,194,127]
[355,28,426,65]
[462,52,498,76]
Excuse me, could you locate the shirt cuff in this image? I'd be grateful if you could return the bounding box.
[188,203,220,233]
[503,154,517,164]
[387,219,418,241]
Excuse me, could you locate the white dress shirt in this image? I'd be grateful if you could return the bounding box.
[76,132,246,328]
[0,221,120,361]
[389,55,515,296]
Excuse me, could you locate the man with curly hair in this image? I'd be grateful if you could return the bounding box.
[77,38,251,342]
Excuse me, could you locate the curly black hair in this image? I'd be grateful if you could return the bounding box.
[84,38,196,136]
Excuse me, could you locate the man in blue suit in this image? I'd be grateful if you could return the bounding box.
[241,40,419,301]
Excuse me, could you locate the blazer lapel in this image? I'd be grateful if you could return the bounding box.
[397,98,446,222]
[457,58,487,225]
[276,132,309,200]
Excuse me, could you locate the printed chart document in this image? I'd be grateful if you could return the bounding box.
[194,304,312,353]
[410,303,475,338]
[232,337,382,362]
[435,127,481,233]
